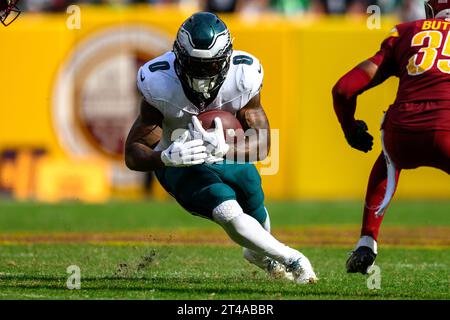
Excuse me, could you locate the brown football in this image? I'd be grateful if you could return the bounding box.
[197,110,243,138]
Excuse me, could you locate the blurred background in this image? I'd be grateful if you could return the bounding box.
[12,0,426,20]
[0,0,448,204]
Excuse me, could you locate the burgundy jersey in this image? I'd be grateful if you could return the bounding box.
[370,19,450,132]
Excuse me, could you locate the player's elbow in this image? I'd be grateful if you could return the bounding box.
[332,69,364,101]
[257,133,270,161]
[124,146,138,171]
[124,154,137,171]
[332,78,351,100]
[257,150,269,162]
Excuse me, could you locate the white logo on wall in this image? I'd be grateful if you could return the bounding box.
[52,26,172,187]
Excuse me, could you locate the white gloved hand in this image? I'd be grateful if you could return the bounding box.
[161,130,207,167]
[190,116,230,160]
[204,154,225,164]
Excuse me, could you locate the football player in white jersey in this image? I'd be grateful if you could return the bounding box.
[125,12,317,284]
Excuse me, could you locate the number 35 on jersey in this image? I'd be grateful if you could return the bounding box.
[407,28,450,76]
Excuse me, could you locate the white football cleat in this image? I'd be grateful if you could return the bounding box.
[243,248,294,281]
[286,255,318,284]
[266,260,294,281]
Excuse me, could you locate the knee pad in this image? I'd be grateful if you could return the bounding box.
[212,200,243,225]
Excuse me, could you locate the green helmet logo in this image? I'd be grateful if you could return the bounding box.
[173,12,233,107]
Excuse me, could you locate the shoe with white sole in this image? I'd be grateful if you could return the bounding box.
[243,248,294,281]
[346,246,377,274]
[286,255,318,284]
[266,259,294,281]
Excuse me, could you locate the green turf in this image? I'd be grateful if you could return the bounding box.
[0,200,448,232]
[0,244,448,299]
[0,200,448,300]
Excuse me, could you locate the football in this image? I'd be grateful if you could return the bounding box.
[197,110,243,138]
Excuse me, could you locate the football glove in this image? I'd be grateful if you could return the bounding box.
[190,116,230,160]
[204,154,225,164]
[161,130,208,167]
[344,120,374,153]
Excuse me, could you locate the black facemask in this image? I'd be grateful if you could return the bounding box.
[173,41,232,108]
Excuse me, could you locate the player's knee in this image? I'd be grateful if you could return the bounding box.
[212,199,244,225]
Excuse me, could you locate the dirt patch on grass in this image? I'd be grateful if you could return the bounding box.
[0,226,449,248]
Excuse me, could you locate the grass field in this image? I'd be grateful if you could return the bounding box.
[0,200,449,300]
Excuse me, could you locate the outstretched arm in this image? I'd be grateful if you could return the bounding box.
[233,93,271,162]
[125,99,164,171]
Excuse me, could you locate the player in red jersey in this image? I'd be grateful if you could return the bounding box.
[332,0,450,274]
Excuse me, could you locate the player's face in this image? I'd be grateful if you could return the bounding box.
[183,57,228,95]
[176,51,231,97]
[183,58,228,78]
